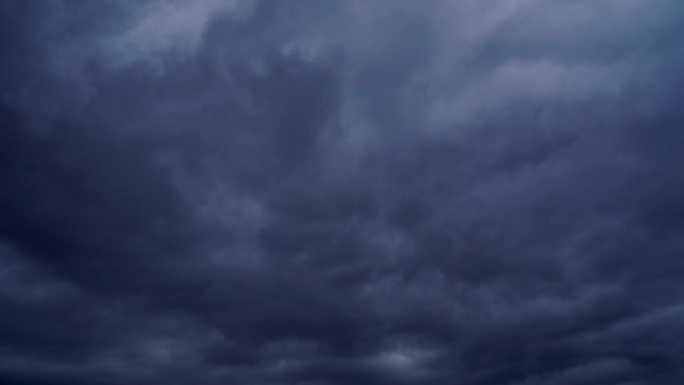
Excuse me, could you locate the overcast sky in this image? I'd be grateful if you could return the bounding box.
[1,1,684,384]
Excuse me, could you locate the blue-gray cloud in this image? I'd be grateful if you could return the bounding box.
[1,1,684,384]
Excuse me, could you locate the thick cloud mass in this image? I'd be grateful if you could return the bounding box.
[2,1,684,384]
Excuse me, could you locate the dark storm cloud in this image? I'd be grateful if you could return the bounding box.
[2,0,684,384]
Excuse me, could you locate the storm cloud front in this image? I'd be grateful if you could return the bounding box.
[1,1,684,384]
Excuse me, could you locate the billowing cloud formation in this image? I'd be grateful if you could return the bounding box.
[2,1,684,384]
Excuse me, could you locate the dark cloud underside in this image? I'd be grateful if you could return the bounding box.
[1,1,684,384]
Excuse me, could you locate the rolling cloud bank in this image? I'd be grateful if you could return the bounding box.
[1,1,684,384]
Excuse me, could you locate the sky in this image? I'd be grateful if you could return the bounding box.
[1,1,684,384]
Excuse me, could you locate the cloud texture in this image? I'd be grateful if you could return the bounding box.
[1,1,684,384]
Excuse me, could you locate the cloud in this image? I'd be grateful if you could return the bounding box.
[1,0,684,384]
[103,0,254,68]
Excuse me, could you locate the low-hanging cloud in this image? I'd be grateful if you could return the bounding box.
[1,1,684,384]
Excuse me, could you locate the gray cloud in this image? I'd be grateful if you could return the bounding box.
[1,0,684,384]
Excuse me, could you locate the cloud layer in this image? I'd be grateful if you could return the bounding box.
[2,1,684,384]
